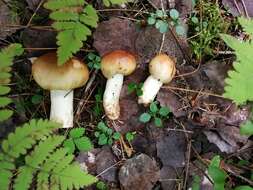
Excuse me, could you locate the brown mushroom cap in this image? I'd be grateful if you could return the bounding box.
[32,52,89,90]
[149,54,176,83]
[101,50,136,79]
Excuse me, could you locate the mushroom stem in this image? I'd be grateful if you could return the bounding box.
[50,90,73,128]
[103,73,124,120]
[138,75,163,105]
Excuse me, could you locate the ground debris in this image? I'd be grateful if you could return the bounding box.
[118,153,160,190]
[222,0,253,17]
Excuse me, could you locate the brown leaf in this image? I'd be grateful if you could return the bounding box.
[93,17,138,57]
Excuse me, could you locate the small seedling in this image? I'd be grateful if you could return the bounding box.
[147,9,185,35]
[87,53,101,70]
[127,82,143,96]
[139,101,171,127]
[63,128,93,154]
[95,121,121,145]
[96,181,108,190]
[125,131,136,143]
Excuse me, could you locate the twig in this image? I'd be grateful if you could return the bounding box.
[233,0,242,15]
[159,0,166,54]
[96,161,122,178]
[26,0,45,27]
[162,85,225,98]
[241,0,249,18]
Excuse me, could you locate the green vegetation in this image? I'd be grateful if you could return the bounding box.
[139,101,171,127]
[189,1,227,60]
[127,82,143,96]
[95,121,121,145]
[147,8,185,35]
[0,119,97,190]
[87,52,101,70]
[63,128,93,154]
[0,44,24,122]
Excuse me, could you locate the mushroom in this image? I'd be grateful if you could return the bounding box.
[32,52,89,128]
[101,50,136,120]
[138,54,176,105]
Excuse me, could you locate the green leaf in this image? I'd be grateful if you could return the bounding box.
[191,16,199,24]
[159,106,170,117]
[154,117,163,127]
[74,137,93,152]
[169,9,179,20]
[191,175,201,190]
[240,120,253,136]
[0,97,12,107]
[150,102,158,113]
[112,132,121,140]
[139,113,151,123]
[63,139,75,154]
[0,109,13,122]
[156,10,164,18]
[208,156,227,190]
[156,20,168,33]
[127,82,137,94]
[98,134,108,145]
[96,181,108,190]
[221,33,253,104]
[69,128,85,138]
[0,85,10,95]
[125,132,135,142]
[235,186,253,190]
[147,17,156,25]
[238,17,253,36]
[175,25,185,36]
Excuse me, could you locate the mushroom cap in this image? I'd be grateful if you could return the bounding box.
[149,54,176,83]
[101,50,136,79]
[32,52,89,90]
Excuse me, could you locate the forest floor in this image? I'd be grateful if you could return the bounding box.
[0,0,253,189]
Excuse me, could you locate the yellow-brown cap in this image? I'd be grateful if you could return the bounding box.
[101,50,136,79]
[32,52,89,90]
[149,54,176,83]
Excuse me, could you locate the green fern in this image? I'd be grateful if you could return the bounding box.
[0,119,97,190]
[44,0,99,65]
[221,17,253,104]
[0,44,24,122]
[103,0,131,7]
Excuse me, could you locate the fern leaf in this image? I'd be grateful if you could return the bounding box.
[50,11,79,21]
[238,17,253,36]
[14,166,34,190]
[58,163,97,190]
[44,0,98,65]
[0,44,23,122]
[1,119,59,158]
[103,0,131,7]
[25,136,65,167]
[14,136,64,190]
[0,169,13,190]
[44,0,85,10]
[221,33,253,104]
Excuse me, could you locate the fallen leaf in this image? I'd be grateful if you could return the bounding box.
[118,154,160,190]
[93,17,138,57]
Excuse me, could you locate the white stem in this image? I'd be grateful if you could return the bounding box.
[138,75,163,105]
[50,90,73,128]
[103,74,124,120]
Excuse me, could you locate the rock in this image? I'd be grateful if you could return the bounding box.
[95,146,118,182]
[160,166,182,190]
[118,154,160,190]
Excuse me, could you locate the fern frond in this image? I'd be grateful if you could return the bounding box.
[14,136,65,190]
[0,119,97,190]
[103,0,131,7]
[0,44,23,122]
[44,0,98,65]
[1,119,59,159]
[238,17,253,36]
[221,31,253,104]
